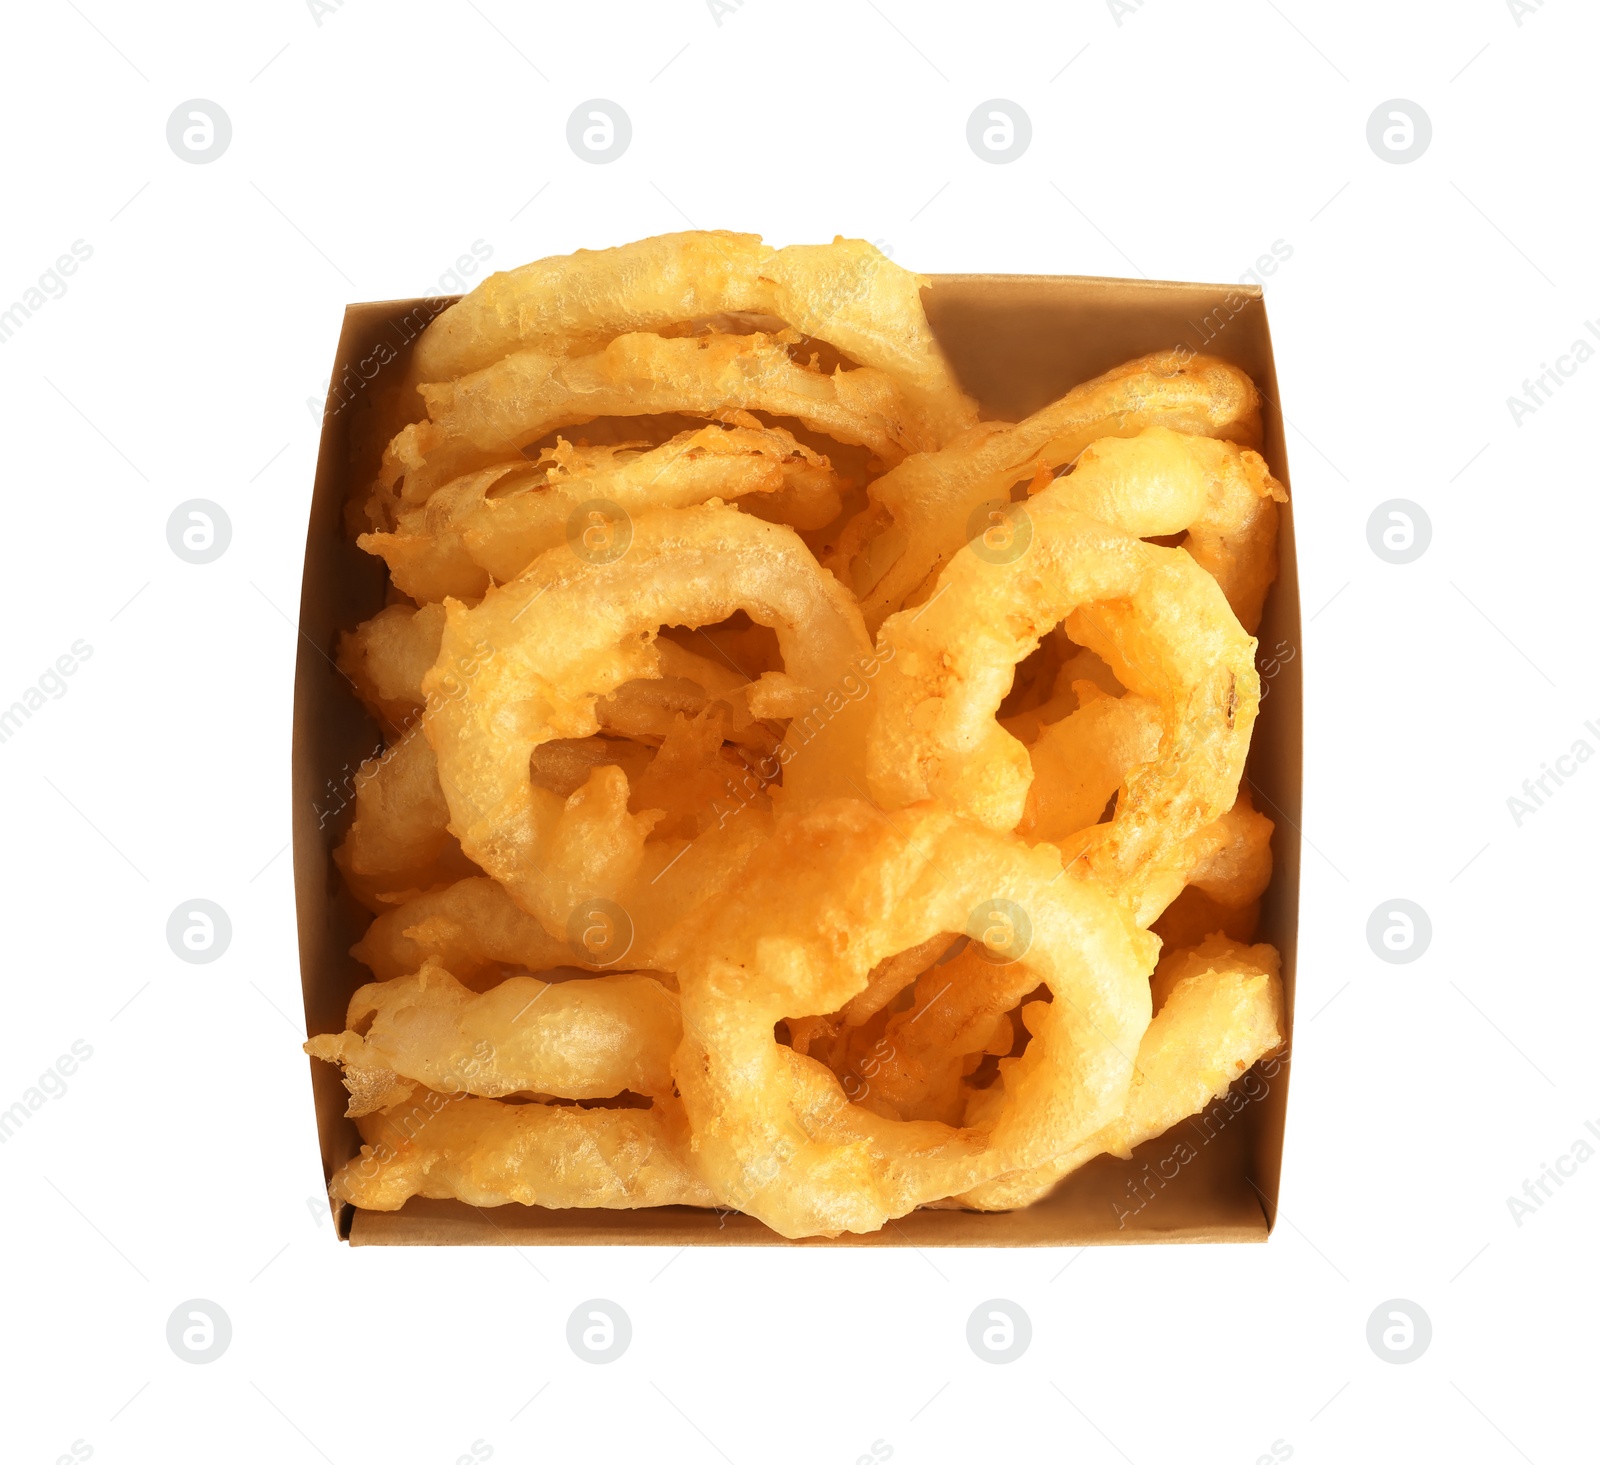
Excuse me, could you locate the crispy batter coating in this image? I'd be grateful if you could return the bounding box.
[1045,426,1286,634]
[405,231,976,444]
[361,422,846,602]
[868,499,1260,913]
[383,331,931,506]
[331,1091,715,1212]
[843,351,1262,631]
[953,936,1283,1209]
[307,959,679,1110]
[661,800,1159,1238]
[423,503,874,936]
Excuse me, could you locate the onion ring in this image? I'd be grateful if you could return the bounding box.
[593,639,780,754]
[385,330,930,507]
[362,421,847,601]
[337,602,445,733]
[1146,789,1274,942]
[306,958,679,1109]
[952,935,1282,1210]
[840,350,1262,631]
[661,799,1158,1239]
[405,231,976,444]
[352,876,599,984]
[839,791,1271,1128]
[997,642,1124,744]
[348,794,775,981]
[1039,425,1286,633]
[423,502,876,935]
[866,495,1260,909]
[330,1090,714,1212]
[333,732,478,911]
[832,941,1026,1126]
[339,594,779,757]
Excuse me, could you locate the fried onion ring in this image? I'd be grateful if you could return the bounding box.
[841,351,1262,631]
[661,800,1158,1239]
[337,602,445,733]
[952,935,1283,1210]
[306,958,679,1110]
[423,503,876,935]
[1040,425,1286,634]
[1145,789,1274,940]
[385,331,930,507]
[867,495,1260,910]
[330,1090,714,1212]
[362,421,847,602]
[338,592,780,758]
[352,876,597,983]
[833,941,1028,1126]
[349,794,775,981]
[405,231,976,445]
[333,732,478,911]
[594,639,779,754]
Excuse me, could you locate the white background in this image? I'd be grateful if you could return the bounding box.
[2,1,1595,1461]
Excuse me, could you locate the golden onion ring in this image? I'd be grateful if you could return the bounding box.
[385,330,931,506]
[362,421,847,601]
[330,1090,715,1212]
[867,497,1260,912]
[307,958,680,1108]
[953,935,1283,1210]
[404,231,977,445]
[842,350,1262,631]
[661,799,1158,1239]
[423,502,877,936]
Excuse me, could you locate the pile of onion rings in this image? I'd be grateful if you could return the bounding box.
[310,231,1287,1239]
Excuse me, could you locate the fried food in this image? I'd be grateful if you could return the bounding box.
[1137,789,1275,932]
[1017,685,1161,843]
[832,940,1024,1126]
[403,231,977,445]
[866,491,1260,913]
[383,330,930,509]
[660,800,1158,1239]
[1042,426,1287,634]
[307,959,679,1111]
[837,350,1262,631]
[330,1090,716,1212]
[352,877,598,984]
[361,421,847,603]
[333,732,475,911]
[595,638,779,754]
[422,501,874,935]
[308,233,1291,1240]
[337,602,445,733]
[349,799,778,983]
[953,936,1283,1209]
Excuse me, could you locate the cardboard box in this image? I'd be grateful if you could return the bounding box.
[294,272,1299,1247]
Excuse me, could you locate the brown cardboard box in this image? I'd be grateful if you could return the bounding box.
[294,273,1300,1247]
